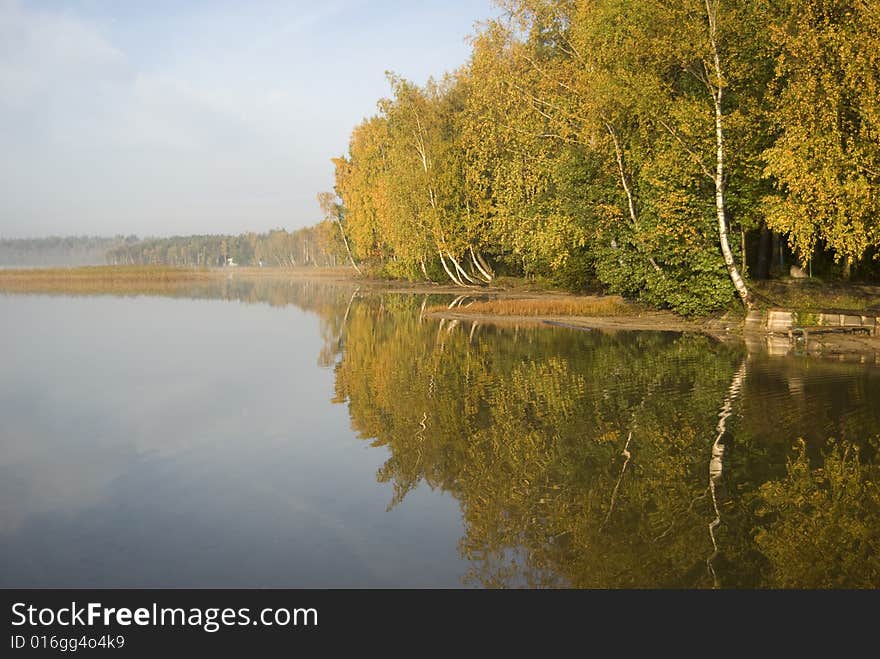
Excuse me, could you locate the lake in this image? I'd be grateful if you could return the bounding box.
[2,278,878,588]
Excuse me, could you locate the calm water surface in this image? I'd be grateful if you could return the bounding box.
[1,279,878,588]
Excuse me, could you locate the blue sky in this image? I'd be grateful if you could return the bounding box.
[0,0,496,238]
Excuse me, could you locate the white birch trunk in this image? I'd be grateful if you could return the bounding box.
[448,251,480,285]
[335,217,362,275]
[469,246,494,282]
[707,0,753,309]
[438,250,466,287]
[606,123,662,273]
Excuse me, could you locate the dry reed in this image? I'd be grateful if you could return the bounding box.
[431,295,634,317]
[0,265,218,295]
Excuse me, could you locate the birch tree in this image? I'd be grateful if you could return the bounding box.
[317,191,362,274]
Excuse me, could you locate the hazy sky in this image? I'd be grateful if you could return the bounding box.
[0,0,495,238]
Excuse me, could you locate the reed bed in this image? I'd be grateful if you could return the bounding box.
[0,265,219,295]
[431,295,635,317]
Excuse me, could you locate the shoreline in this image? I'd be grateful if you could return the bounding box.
[427,308,880,361]
[2,265,878,360]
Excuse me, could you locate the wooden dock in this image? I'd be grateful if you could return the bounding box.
[745,309,879,338]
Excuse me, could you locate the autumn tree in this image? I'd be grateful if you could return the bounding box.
[762,0,880,276]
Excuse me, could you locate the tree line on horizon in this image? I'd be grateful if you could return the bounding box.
[0,226,345,269]
[327,0,880,315]
[104,224,344,268]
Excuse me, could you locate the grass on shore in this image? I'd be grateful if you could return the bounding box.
[430,295,636,317]
[751,279,880,314]
[0,265,216,280]
[0,265,218,295]
[0,264,360,296]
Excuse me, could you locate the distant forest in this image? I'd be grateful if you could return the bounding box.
[1,223,345,268]
[105,223,343,267]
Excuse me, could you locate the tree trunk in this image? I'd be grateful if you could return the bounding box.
[473,249,495,280]
[713,99,752,308]
[335,217,362,275]
[755,224,771,279]
[707,0,752,309]
[438,250,467,287]
[771,231,782,274]
[448,251,480,285]
[469,247,493,282]
[606,123,662,273]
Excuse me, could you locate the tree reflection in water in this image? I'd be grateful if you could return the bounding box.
[324,293,879,588]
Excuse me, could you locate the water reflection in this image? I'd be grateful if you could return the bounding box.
[330,293,880,588]
[1,279,878,588]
